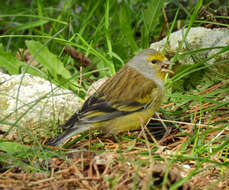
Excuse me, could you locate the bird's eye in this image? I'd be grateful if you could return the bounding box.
[151,60,157,64]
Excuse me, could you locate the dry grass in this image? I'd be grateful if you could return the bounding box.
[1,78,229,190]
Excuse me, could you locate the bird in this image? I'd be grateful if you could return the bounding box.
[46,48,172,147]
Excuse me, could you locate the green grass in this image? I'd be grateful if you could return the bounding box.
[0,0,229,189]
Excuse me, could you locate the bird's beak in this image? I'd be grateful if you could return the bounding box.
[161,61,174,74]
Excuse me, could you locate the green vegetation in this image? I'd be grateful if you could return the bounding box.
[0,0,229,189]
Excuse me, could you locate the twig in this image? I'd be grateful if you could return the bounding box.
[28,177,55,186]
[150,118,214,128]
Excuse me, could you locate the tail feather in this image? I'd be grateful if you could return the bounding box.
[58,112,80,129]
[45,124,91,147]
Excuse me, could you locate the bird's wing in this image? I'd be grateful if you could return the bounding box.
[78,65,160,123]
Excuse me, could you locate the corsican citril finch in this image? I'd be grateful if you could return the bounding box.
[46,48,172,146]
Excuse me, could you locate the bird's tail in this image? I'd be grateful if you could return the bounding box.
[45,124,92,147]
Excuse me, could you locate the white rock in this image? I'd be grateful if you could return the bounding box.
[86,77,108,98]
[150,27,229,64]
[0,72,82,142]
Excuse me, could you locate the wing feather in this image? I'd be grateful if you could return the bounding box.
[78,65,159,123]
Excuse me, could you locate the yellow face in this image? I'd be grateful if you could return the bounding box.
[146,52,167,64]
[146,52,170,79]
